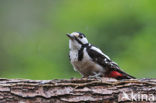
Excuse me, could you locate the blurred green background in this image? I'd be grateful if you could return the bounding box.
[0,0,156,80]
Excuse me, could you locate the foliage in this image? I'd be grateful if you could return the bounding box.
[0,0,156,79]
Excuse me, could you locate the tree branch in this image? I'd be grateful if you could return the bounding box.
[0,78,156,103]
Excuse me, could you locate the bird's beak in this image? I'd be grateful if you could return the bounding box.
[66,33,74,40]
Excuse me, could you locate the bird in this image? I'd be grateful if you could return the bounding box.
[66,32,135,80]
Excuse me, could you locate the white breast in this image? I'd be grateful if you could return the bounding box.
[70,48,105,77]
[70,50,78,62]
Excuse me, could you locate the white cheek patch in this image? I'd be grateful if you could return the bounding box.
[80,38,88,44]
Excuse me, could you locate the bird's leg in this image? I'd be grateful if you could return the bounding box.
[88,72,102,80]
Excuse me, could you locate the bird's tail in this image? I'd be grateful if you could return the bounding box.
[107,69,136,80]
[116,74,136,80]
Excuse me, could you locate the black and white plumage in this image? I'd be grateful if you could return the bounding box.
[67,32,135,80]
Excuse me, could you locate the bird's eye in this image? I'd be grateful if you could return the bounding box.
[79,35,83,39]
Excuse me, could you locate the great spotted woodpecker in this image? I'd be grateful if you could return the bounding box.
[67,32,135,80]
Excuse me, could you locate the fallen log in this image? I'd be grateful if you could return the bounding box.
[0,78,156,103]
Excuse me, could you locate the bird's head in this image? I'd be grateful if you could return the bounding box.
[67,32,88,50]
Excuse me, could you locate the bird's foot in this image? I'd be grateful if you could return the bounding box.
[88,75,102,81]
[89,72,102,79]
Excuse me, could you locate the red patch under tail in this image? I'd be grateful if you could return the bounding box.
[108,71,123,78]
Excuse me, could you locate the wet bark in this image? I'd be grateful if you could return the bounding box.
[0,78,156,103]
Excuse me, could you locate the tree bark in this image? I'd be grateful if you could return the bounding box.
[0,78,156,103]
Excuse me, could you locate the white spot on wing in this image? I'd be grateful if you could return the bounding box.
[91,46,110,60]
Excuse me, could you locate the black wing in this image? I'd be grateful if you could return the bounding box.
[86,46,116,68]
[86,46,135,79]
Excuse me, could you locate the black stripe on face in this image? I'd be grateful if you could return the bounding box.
[74,37,83,45]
